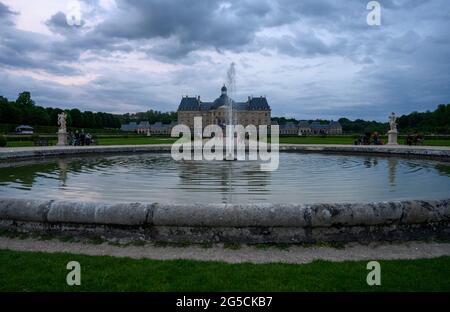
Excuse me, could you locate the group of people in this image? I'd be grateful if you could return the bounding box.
[354,132,384,145]
[406,134,424,146]
[68,130,93,146]
[354,132,425,146]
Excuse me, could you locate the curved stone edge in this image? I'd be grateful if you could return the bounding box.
[0,198,448,227]
[1,144,449,161]
[0,198,153,226]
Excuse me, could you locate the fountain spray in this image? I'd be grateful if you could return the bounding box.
[225,62,236,160]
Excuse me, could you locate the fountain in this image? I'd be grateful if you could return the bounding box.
[225,63,236,160]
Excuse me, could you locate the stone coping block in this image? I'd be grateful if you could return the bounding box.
[0,198,51,222]
[0,198,448,228]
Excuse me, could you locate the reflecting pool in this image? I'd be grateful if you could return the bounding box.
[0,152,449,204]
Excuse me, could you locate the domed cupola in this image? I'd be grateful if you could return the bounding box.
[221,84,227,95]
[212,84,234,109]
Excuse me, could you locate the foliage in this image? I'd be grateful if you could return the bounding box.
[119,110,177,124]
[272,104,450,135]
[0,92,122,131]
[0,135,6,147]
[398,104,450,134]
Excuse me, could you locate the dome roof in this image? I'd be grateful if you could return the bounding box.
[221,85,227,92]
[212,94,234,109]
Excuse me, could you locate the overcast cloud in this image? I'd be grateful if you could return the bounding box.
[0,0,449,120]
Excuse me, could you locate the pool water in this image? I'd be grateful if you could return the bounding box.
[0,152,449,204]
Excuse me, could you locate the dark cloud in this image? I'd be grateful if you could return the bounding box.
[0,1,17,25]
[0,0,449,120]
[0,2,16,17]
[92,0,298,57]
[46,11,85,34]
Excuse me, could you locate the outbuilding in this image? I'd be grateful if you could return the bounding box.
[15,125,34,134]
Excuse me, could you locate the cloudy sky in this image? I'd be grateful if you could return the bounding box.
[0,0,449,120]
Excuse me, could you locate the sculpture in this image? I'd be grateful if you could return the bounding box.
[57,112,68,146]
[387,112,398,145]
[57,112,67,133]
[388,112,397,132]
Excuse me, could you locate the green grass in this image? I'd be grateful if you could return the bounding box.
[96,137,178,145]
[280,136,356,145]
[279,136,450,146]
[5,137,177,147]
[5,140,57,147]
[4,135,450,147]
[0,250,449,291]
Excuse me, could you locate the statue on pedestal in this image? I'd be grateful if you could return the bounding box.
[58,112,67,133]
[57,112,68,146]
[387,112,398,145]
[389,112,397,132]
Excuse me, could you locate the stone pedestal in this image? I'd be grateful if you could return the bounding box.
[387,130,398,145]
[57,131,68,146]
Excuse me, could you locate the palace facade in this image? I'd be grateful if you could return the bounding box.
[177,85,271,129]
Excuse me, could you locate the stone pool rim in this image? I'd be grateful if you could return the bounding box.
[1,144,450,162]
[1,144,449,242]
[0,198,449,243]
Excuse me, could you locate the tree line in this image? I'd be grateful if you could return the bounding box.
[272,116,388,134]
[119,111,177,125]
[1,91,448,134]
[0,92,122,130]
[397,104,450,134]
[272,104,450,135]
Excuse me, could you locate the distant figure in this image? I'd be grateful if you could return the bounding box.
[85,133,92,146]
[68,132,74,146]
[372,132,383,145]
[406,134,413,146]
[407,134,424,146]
[74,130,80,146]
[80,129,86,146]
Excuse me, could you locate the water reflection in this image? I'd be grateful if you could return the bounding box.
[175,158,271,204]
[363,157,379,168]
[0,153,449,204]
[58,159,68,186]
[388,158,398,186]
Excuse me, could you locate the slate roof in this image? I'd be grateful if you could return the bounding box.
[280,122,298,129]
[120,122,138,132]
[121,121,177,131]
[177,86,270,111]
[138,121,150,128]
[248,97,270,110]
[310,121,328,129]
[298,121,310,128]
[178,97,201,111]
[329,121,342,127]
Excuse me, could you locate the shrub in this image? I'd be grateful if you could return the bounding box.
[0,135,7,147]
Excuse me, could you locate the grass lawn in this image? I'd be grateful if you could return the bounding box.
[0,250,449,291]
[96,137,178,145]
[6,140,57,147]
[4,136,450,147]
[279,136,450,146]
[5,137,177,147]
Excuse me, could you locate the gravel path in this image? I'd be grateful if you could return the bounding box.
[1,237,450,264]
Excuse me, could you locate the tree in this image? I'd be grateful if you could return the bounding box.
[69,109,83,128]
[16,92,35,107]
